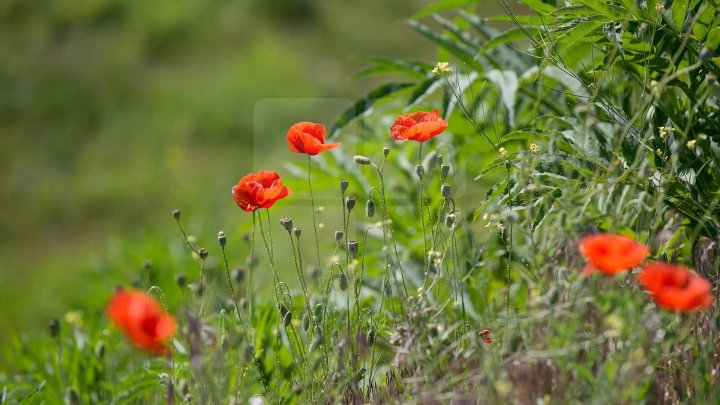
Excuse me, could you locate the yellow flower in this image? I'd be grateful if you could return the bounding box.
[432,62,453,75]
[498,147,508,157]
[686,139,697,148]
[529,143,540,153]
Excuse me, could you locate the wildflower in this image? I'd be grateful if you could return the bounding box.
[658,126,674,139]
[498,147,508,157]
[484,337,493,344]
[286,121,341,155]
[655,2,664,13]
[578,233,649,275]
[529,143,540,153]
[638,262,713,311]
[390,109,448,142]
[480,329,491,336]
[432,61,453,75]
[232,170,291,212]
[686,139,697,149]
[106,289,176,356]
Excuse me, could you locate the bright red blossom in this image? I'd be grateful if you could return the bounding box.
[286,121,341,155]
[232,170,290,212]
[390,109,448,142]
[578,233,649,275]
[106,289,176,356]
[638,262,713,311]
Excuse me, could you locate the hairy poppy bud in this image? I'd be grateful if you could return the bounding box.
[441,184,451,198]
[345,196,356,211]
[353,155,372,165]
[218,231,226,247]
[440,164,450,178]
[172,209,180,220]
[338,272,348,291]
[340,179,349,193]
[280,218,293,232]
[48,318,60,338]
[445,210,458,229]
[302,313,310,332]
[175,273,187,288]
[314,303,324,322]
[436,154,443,166]
[278,304,292,326]
[365,199,376,217]
[198,248,208,259]
[231,268,245,283]
[415,164,424,177]
[293,227,302,238]
[383,147,390,157]
[334,230,344,243]
[347,240,358,259]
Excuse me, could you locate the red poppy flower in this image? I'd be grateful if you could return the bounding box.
[578,233,649,275]
[107,289,176,356]
[286,121,341,155]
[638,262,713,311]
[232,170,291,212]
[390,109,448,142]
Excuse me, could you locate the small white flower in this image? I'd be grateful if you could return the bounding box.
[498,147,508,157]
[432,61,453,75]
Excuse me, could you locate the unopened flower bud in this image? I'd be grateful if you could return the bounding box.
[198,248,208,259]
[278,304,292,326]
[445,210,458,229]
[440,164,450,178]
[335,230,344,243]
[347,240,358,259]
[353,155,372,165]
[172,209,180,220]
[95,340,106,359]
[340,179,349,192]
[436,154,443,166]
[383,147,390,157]
[338,272,348,291]
[365,199,376,217]
[175,273,187,288]
[48,318,60,338]
[367,329,376,347]
[280,218,293,232]
[302,313,310,332]
[345,196,356,211]
[217,231,226,247]
[504,159,511,171]
[441,184,451,198]
[231,268,246,283]
[293,227,302,238]
[415,164,424,177]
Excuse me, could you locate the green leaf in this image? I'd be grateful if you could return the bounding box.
[519,0,557,14]
[486,69,519,126]
[412,0,476,19]
[353,56,433,80]
[406,19,486,72]
[329,82,414,137]
[406,79,442,108]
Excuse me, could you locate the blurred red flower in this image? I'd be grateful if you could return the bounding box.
[638,262,713,311]
[287,121,341,155]
[232,170,290,212]
[107,289,176,356]
[390,109,448,142]
[578,233,649,275]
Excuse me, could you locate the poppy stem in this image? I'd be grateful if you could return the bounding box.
[307,155,324,277]
[418,143,429,274]
[248,211,256,323]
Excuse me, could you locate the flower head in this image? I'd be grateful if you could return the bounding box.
[638,262,713,311]
[286,121,341,155]
[106,289,176,356]
[390,109,448,142]
[232,170,291,212]
[432,62,453,75]
[578,233,649,275]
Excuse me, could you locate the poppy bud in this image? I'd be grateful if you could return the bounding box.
[415,164,424,177]
[314,303,324,322]
[293,227,302,238]
[345,196,356,211]
[48,318,60,338]
[175,273,187,288]
[340,179,349,192]
[308,265,320,281]
[441,184,451,198]
[365,199,376,217]
[217,231,226,247]
[504,159,511,171]
[280,218,293,232]
[367,329,376,347]
[383,147,390,157]
[198,248,208,259]
[347,240,358,259]
[172,209,180,220]
[436,154,443,166]
[302,313,310,332]
[445,211,457,229]
[143,260,152,270]
[353,155,372,165]
[95,340,106,359]
[338,272,348,291]
[335,230,344,243]
[278,304,292,326]
[231,267,245,283]
[130,276,142,288]
[440,164,450,178]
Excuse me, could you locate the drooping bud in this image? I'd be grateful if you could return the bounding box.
[293,227,302,239]
[365,199,376,218]
[172,209,181,220]
[441,184,451,199]
[338,272,348,291]
[345,196,356,211]
[347,240,358,259]
[278,304,292,327]
[445,210,459,229]
[189,282,204,297]
[48,318,60,339]
[217,231,226,247]
[353,155,372,165]
[340,179,349,193]
[415,164,424,178]
[280,218,293,232]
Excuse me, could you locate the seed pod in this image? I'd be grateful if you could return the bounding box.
[415,164,424,177]
[347,240,358,259]
[48,318,60,338]
[334,230,344,243]
[345,196,356,211]
[175,273,187,288]
[353,155,372,165]
[440,164,450,178]
[302,313,310,332]
[383,147,390,157]
[293,227,302,238]
[280,218,293,232]
[441,184,451,198]
[217,231,226,247]
[340,179,349,193]
[367,329,376,347]
[172,209,181,220]
[365,199,376,218]
[338,272,348,291]
[198,248,209,259]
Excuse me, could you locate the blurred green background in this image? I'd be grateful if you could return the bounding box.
[0,0,441,351]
